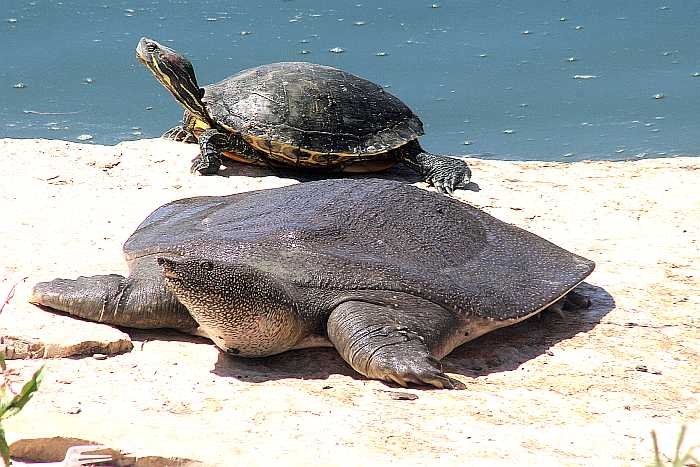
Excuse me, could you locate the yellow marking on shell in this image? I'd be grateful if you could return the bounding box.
[221,150,267,166]
[244,135,406,167]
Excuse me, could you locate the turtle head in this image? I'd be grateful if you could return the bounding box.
[157,256,307,357]
[136,37,210,123]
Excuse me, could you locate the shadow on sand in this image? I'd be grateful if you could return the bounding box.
[217,158,481,192]
[207,282,615,388]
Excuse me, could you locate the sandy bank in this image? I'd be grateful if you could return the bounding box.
[1,138,698,466]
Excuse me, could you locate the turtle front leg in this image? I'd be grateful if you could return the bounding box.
[404,149,472,195]
[162,111,198,143]
[191,128,228,175]
[327,297,466,389]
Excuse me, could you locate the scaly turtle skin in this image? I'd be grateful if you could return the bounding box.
[136,37,472,194]
[30,179,594,389]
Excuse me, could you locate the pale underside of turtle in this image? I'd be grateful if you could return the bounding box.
[31,179,594,389]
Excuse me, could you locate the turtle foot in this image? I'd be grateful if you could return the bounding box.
[405,152,472,195]
[423,157,472,195]
[190,154,222,175]
[377,353,466,390]
[562,290,591,310]
[162,126,197,143]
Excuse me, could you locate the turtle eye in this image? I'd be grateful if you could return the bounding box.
[201,261,213,271]
[146,43,157,53]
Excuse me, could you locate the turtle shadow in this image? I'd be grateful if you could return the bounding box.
[442,282,615,378]
[217,159,481,192]
[210,282,614,386]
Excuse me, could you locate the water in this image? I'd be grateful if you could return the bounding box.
[2,0,699,161]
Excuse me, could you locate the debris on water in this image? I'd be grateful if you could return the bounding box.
[693,72,700,77]
[124,8,135,17]
[329,47,345,53]
[521,30,531,35]
[375,51,388,57]
[431,4,440,9]
[559,17,568,22]
[299,39,309,43]
[503,129,515,134]
[653,93,665,100]
[83,77,94,84]
[573,74,597,79]
[240,30,252,36]
[77,134,93,141]
[353,21,366,26]
[662,51,673,56]
[6,18,18,24]
[13,82,27,89]
[567,57,578,62]
[299,50,310,55]
[615,148,625,153]
[24,109,81,115]
[479,53,488,58]
[463,140,472,146]
[132,130,142,136]
[145,106,153,110]
[659,5,669,10]
[206,17,217,22]
[562,152,575,158]
[575,25,584,30]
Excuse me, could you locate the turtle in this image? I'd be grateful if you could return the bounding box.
[136,37,473,194]
[30,179,594,389]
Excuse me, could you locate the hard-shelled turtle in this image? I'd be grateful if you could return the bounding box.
[136,37,472,194]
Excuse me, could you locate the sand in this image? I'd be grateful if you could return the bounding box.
[1,138,698,466]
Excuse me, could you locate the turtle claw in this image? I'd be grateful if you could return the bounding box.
[190,154,222,175]
[414,153,472,196]
[162,126,197,143]
[381,356,464,390]
[562,290,591,310]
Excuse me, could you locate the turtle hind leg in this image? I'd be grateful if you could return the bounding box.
[403,148,472,195]
[29,270,197,331]
[326,297,466,389]
[162,125,197,143]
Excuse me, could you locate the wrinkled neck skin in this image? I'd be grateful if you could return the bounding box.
[137,39,210,125]
[164,264,311,357]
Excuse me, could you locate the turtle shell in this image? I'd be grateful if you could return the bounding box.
[201,62,424,164]
[124,179,595,322]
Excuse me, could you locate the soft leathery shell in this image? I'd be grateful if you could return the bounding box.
[201,62,424,155]
[124,179,594,321]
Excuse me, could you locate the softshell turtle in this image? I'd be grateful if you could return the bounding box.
[136,37,472,194]
[30,179,594,388]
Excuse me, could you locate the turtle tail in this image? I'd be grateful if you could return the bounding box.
[29,273,197,331]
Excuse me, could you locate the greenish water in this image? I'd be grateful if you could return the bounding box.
[2,0,699,161]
